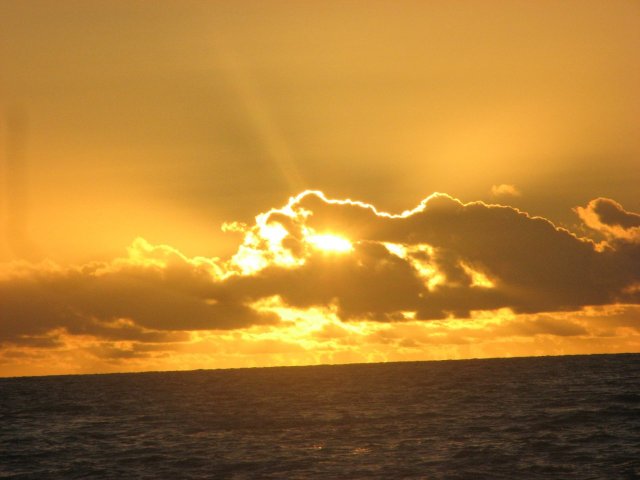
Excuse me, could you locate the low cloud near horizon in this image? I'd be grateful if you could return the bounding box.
[1,192,639,375]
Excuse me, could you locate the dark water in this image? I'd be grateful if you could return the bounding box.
[1,354,639,479]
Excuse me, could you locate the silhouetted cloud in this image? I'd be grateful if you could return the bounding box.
[0,242,278,347]
[1,192,639,353]
[576,197,640,242]
[220,191,640,321]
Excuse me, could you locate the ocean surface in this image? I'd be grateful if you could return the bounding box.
[1,354,639,479]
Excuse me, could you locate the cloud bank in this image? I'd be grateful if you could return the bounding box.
[1,192,639,374]
[220,191,639,320]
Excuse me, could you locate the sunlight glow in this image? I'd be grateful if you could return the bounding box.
[306,233,353,253]
[384,242,443,290]
[460,262,495,288]
[259,222,289,247]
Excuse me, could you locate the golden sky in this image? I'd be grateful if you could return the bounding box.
[1,1,639,376]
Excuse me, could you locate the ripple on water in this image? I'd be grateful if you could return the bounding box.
[1,354,639,479]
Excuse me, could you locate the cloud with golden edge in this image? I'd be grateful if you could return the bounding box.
[2,190,640,375]
[575,197,640,244]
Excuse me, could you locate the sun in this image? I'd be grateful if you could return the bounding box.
[307,233,353,253]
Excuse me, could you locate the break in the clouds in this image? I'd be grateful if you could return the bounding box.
[1,192,640,363]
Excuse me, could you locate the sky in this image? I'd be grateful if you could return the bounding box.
[1,1,639,376]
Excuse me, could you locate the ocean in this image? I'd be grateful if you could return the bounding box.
[1,354,639,479]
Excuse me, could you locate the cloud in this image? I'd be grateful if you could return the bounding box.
[1,190,640,369]
[0,239,278,347]
[575,197,640,242]
[491,184,521,197]
[497,314,588,337]
[227,191,639,320]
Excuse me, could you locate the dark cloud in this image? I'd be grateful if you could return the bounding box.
[0,254,278,348]
[239,192,640,319]
[225,241,426,321]
[2,192,640,349]
[592,198,640,230]
[499,315,588,337]
[575,197,640,242]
